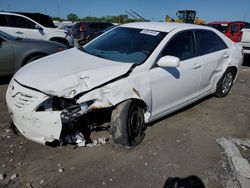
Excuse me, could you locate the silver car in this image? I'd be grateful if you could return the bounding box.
[0,30,67,76]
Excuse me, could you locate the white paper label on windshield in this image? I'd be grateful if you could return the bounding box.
[140,30,159,36]
[221,24,228,26]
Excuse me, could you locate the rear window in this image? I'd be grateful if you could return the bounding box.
[0,15,8,26]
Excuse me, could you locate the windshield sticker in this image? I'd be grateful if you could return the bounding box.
[221,24,228,26]
[140,30,159,36]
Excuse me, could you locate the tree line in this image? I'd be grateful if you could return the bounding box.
[51,13,144,23]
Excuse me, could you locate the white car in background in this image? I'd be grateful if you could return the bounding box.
[241,29,250,54]
[6,22,243,148]
[0,12,74,47]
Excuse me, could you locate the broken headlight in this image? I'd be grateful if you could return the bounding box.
[36,97,76,111]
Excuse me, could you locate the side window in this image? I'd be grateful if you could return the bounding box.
[8,15,36,29]
[88,23,96,29]
[0,15,8,26]
[230,24,238,33]
[105,23,113,28]
[99,23,106,29]
[94,23,103,29]
[195,30,227,56]
[162,31,195,61]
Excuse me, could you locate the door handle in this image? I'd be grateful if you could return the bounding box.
[16,31,23,34]
[223,53,229,58]
[193,63,201,69]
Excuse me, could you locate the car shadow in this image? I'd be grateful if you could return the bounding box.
[243,54,250,67]
[163,175,205,188]
[0,76,12,85]
[147,94,213,127]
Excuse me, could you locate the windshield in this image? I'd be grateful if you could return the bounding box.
[82,27,167,65]
[0,30,17,40]
[207,24,228,33]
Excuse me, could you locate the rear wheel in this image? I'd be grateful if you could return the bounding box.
[110,100,146,148]
[215,68,235,97]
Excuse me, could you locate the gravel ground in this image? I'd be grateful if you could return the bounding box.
[0,58,250,188]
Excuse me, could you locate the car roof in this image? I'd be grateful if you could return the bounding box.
[120,22,208,33]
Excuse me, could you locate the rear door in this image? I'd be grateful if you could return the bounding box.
[194,29,229,94]
[5,15,45,40]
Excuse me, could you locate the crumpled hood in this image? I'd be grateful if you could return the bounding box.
[14,48,133,98]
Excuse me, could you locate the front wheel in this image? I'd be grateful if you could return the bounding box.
[215,68,235,97]
[110,100,146,148]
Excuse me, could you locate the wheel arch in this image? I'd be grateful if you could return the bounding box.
[49,37,69,46]
[227,66,238,79]
[22,52,48,66]
[113,98,150,122]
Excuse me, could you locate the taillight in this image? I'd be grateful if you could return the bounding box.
[79,23,86,32]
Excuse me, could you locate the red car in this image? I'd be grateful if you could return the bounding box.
[207,21,250,42]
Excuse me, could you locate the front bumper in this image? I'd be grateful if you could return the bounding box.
[6,80,62,144]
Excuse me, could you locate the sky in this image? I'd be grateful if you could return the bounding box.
[0,0,250,23]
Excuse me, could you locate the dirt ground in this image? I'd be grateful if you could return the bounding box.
[0,57,250,188]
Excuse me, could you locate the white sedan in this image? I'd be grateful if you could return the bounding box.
[6,22,243,148]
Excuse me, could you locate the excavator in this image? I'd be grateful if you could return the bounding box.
[166,10,205,25]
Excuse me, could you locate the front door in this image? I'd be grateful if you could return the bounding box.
[0,38,14,75]
[150,30,202,119]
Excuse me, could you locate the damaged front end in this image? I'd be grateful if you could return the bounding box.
[58,98,112,146]
[6,80,113,146]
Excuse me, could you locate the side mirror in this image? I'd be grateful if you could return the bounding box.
[35,25,44,31]
[157,56,180,68]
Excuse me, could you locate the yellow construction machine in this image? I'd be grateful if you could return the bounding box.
[166,10,205,25]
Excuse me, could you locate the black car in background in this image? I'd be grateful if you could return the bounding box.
[72,21,114,39]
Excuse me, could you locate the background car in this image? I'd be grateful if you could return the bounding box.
[72,21,114,39]
[207,21,250,42]
[0,30,67,76]
[77,25,116,46]
[241,28,250,55]
[0,12,74,47]
[62,25,73,35]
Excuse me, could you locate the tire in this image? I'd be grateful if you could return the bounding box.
[110,100,146,148]
[24,54,45,65]
[215,68,235,98]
